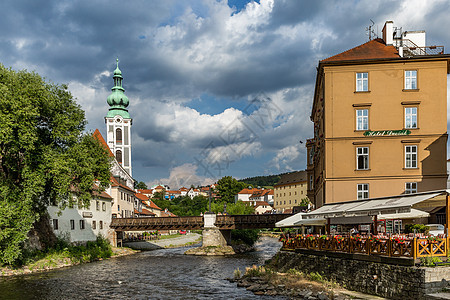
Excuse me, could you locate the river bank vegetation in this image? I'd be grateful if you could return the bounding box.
[0,236,136,277]
[0,65,112,266]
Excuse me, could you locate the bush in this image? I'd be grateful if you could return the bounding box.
[231,229,260,246]
[404,224,429,234]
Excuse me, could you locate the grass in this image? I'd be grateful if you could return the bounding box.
[1,236,114,274]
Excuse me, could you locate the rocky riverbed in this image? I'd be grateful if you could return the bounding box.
[231,266,386,300]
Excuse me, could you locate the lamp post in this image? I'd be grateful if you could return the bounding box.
[208,186,212,213]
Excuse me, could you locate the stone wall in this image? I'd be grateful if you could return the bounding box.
[271,251,450,299]
[202,229,231,247]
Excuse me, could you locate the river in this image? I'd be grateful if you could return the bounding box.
[0,237,283,299]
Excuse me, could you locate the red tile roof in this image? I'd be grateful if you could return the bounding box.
[93,129,114,157]
[321,38,399,63]
[135,192,149,201]
[141,208,156,216]
[238,188,261,195]
[161,210,176,217]
[138,189,153,194]
[110,176,135,192]
[146,200,161,210]
[254,201,270,207]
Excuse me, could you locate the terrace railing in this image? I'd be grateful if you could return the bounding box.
[280,235,449,259]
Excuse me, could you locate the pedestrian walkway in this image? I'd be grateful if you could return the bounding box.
[124,233,201,250]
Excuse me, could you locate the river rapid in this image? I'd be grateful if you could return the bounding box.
[0,237,283,300]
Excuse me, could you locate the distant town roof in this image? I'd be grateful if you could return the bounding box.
[275,171,307,186]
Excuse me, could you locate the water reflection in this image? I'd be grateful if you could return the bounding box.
[0,237,282,300]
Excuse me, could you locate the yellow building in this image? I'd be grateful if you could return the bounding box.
[274,171,308,213]
[307,21,449,208]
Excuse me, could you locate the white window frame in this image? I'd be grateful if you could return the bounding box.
[405,70,417,90]
[405,182,417,194]
[356,109,369,131]
[356,72,368,92]
[70,219,75,230]
[356,147,369,170]
[405,145,418,168]
[357,184,369,200]
[405,107,417,129]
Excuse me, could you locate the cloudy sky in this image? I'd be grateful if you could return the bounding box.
[2,0,450,188]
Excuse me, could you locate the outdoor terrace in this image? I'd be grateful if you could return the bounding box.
[280,233,449,264]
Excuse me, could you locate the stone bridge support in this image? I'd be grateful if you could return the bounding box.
[202,213,231,247]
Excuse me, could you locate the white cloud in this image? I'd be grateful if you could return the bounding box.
[270,145,301,171]
[150,163,214,189]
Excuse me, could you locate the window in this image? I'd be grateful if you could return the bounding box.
[92,220,96,230]
[118,205,120,212]
[309,175,313,189]
[405,182,417,194]
[96,201,100,211]
[356,72,368,91]
[356,147,369,170]
[52,219,59,230]
[70,220,75,230]
[405,107,417,129]
[80,220,85,230]
[405,70,417,90]
[116,128,122,143]
[102,202,106,211]
[116,150,122,163]
[100,221,103,230]
[405,145,417,168]
[357,184,369,200]
[356,109,368,130]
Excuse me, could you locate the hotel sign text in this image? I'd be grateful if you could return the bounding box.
[363,130,411,137]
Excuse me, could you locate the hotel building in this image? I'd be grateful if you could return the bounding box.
[307,21,449,208]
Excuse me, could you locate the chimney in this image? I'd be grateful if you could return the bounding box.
[382,21,394,45]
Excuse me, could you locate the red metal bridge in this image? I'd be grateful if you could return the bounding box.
[110,214,292,231]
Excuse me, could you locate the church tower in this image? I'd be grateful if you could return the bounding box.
[105,59,132,176]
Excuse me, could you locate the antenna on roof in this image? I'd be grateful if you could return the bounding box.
[366,19,378,41]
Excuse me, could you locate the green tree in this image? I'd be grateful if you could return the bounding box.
[210,201,255,215]
[216,176,247,203]
[134,181,148,190]
[0,65,111,265]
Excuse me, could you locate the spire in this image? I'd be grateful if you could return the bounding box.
[106,59,130,119]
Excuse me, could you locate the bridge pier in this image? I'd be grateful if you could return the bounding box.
[202,213,231,247]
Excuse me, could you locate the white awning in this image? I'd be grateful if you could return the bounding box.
[275,213,326,227]
[303,191,445,219]
[377,208,430,220]
[293,218,327,226]
[275,213,305,227]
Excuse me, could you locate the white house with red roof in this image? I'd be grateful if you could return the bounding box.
[253,201,274,215]
[235,188,262,202]
[187,187,200,199]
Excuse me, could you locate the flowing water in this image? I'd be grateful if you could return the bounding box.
[0,237,283,299]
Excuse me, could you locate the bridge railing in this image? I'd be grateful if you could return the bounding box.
[110,216,204,231]
[215,214,292,229]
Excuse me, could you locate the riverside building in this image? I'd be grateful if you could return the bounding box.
[306,21,449,208]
